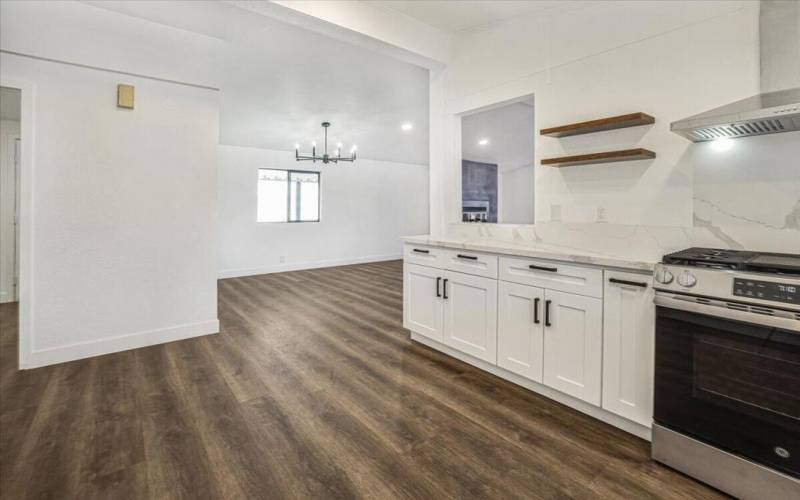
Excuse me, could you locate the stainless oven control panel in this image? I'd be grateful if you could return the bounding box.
[733,278,798,305]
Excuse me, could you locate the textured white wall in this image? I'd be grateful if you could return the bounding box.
[218,144,429,278]
[2,54,220,367]
[1,0,223,367]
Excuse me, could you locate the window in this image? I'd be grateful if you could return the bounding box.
[257,169,320,222]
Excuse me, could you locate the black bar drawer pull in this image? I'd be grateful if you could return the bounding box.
[533,297,540,324]
[544,300,552,327]
[412,248,430,254]
[529,264,558,273]
[436,277,441,297]
[457,254,478,261]
[442,279,449,299]
[609,278,648,288]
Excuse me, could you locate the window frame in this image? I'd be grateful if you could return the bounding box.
[257,168,321,224]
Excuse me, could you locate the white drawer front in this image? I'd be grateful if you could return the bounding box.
[403,244,446,268]
[499,257,602,298]
[442,249,498,279]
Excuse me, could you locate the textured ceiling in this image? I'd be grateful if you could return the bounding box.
[374,1,582,33]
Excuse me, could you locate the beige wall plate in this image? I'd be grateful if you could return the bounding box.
[117,84,134,109]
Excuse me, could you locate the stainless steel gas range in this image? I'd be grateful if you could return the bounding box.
[650,248,800,499]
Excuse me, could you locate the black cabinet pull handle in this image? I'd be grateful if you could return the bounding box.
[533,297,540,324]
[609,278,648,288]
[412,248,430,254]
[436,277,441,297]
[529,264,558,272]
[457,254,478,260]
[442,279,449,299]
[544,300,552,327]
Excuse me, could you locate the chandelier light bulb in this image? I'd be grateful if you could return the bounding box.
[312,140,317,147]
[294,143,300,150]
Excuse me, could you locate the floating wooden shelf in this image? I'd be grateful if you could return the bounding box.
[540,112,655,138]
[541,148,656,167]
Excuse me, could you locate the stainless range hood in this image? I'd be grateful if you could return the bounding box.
[671,1,800,142]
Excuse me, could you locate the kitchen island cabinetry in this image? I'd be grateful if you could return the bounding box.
[403,240,656,440]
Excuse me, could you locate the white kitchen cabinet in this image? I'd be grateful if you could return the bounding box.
[497,281,545,382]
[403,263,444,343]
[442,271,498,364]
[602,270,655,427]
[499,256,603,298]
[542,290,603,405]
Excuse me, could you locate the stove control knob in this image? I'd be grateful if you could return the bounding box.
[654,266,674,285]
[677,270,697,288]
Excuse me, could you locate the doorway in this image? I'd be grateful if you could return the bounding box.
[0,87,21,305]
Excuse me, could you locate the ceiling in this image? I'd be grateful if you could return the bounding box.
[462,100,534,171]
[220,4,429,165]
[374,1,579,33]
[0,87,21,121]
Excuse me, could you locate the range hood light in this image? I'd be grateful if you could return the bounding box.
[710,137,734,152]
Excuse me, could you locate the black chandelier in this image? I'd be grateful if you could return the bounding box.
[295,122,357,164]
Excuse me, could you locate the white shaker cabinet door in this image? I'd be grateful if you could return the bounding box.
[542,290,603,405]
[403,263,444,342]
[497,281,545,382]
[442,271,498,364]
[602,271,655,427]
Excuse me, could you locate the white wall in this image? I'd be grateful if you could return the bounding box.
[218,144,429,278]
[429,0,799,252]
[1,0,221,367]
[500,164,535,224]
[0,119,20,303]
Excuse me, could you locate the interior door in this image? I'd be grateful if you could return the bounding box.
[497,281,545,382]
[543,290,603,405]
[403,263,443,342]
[0,134,19,303]
[442,270,498,363]
[602,271,654,426]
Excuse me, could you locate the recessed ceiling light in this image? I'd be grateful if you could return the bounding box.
[478,138,489,146]
[401,122,413,132]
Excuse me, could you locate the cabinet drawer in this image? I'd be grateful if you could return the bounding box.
[499,256,602,298]
[442,249,498,279]
[403,244,447,268]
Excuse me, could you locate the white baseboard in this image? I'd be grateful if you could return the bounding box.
[0,291,16,304]
[410,332,652,441]
[218,253,401,279]
[23,319,219,369]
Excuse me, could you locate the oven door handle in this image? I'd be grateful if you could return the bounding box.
[654,293,800,332]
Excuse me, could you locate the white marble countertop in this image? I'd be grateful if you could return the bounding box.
[402,234,658,272]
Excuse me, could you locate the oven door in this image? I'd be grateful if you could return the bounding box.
[654,293,800,479]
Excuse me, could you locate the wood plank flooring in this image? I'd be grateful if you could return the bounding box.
[0,260,726,499]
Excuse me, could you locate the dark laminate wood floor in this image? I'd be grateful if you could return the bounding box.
[0,260,725,499]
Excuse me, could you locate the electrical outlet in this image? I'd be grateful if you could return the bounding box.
[596,207,607,223]
[279,256,285,264]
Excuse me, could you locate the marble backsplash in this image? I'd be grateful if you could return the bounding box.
[446,132,800,258]
[446,221,799,261]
